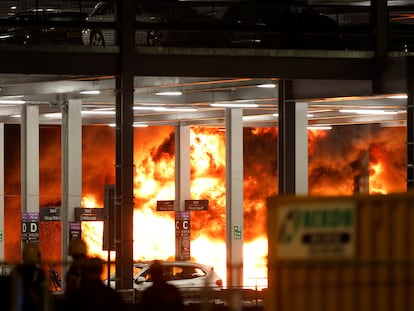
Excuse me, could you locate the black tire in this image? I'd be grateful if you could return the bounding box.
[90,30,105,46]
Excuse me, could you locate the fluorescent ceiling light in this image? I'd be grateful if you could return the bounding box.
[44,112,62,119]
[257,83,276,88]
[211,103,259,108]
[162,107,197,112]
[339,109,398,115]
[133,122,149,127]
[80,90,101,95]
[10,114,21,118]
[243,115,274,121]
[81,110,115,115]
[134,106,167,111]
[155,91,182,96]
[272,113,313,117]
[211,100,259,108]
[0,99,25,104]
[387,94,407,99]
[108,122,149,127]
[308,126,332,130]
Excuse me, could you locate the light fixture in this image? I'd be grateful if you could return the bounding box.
[339,109,398,115]
[308,126,332,130]
[44,112,62,119]
[155,91,182,96]
[243,115,275,121]
[108,122,149,127]
[257,83,276,88]
[81,110,115,115]
[133,122,149,127]
[272,113,314,117]
[162,107,197,112]
[387,94,407,99]
[210,100,259,108]
[0,99,25,104]
[80,90,101,95]
[134,106,167,111]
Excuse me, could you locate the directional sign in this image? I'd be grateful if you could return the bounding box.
[40,207,61,222]
[175,211,190,261]
[156,200,175,211]
[185,200,208,211]
[69,222,81,240]
[75,207,104,221]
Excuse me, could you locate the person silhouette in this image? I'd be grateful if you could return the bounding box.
[137,260,184,311]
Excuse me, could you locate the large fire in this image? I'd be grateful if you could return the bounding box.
[3,123,407,290]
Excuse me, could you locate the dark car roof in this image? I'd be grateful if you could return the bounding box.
[11,9,87,21]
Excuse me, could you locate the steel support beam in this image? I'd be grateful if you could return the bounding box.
[0,124,3,261]
[406,56,414,190]
[116,0,135,291]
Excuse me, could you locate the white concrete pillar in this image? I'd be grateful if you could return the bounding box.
[175,125,191,212]
[0,124,4,261]
[225,108,244,294]
[61,99,82,281]
[174,125,191,261]
[295,103,308,195]
[21,105,39,215]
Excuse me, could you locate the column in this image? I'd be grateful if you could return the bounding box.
[117,0,135,291]
[175,124,191,261]
[0,124,4,261]
[278,80,309,195]
[21,104,39,214]
[295,103,308,195]
[225,108,244,306]
[406,56,414,190]
[61,99,82,285]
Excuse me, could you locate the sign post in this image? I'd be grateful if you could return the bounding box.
[156,199,209,261]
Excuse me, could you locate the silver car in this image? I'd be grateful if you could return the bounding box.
[107,261,223,293]
[82,0,225,47]
[132,261,223,291]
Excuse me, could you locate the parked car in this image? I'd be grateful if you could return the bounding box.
[221,1,341,49]
[82,0,225,47]
[107,261,223,293]
[0,9,87,45]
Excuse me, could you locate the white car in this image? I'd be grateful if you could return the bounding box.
[107,261,223,293]
[82,1,164,46]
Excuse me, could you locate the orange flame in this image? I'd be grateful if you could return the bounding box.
[4,124,406,290]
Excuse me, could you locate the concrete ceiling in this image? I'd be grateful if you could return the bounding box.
[0,1,409,129]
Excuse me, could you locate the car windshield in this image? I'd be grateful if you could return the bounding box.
[109,264,147,281]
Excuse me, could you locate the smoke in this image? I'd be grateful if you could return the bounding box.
[82,126,116,204]
[3,123,407,263]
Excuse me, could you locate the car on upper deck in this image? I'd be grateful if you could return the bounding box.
[82,0,225,47]
[0,9,87,45]
[221,1,341,49]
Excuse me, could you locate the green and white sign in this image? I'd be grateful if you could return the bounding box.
[234,225,242,240]
[277,201,355,259]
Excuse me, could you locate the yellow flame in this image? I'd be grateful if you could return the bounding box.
[369,162,387,194]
